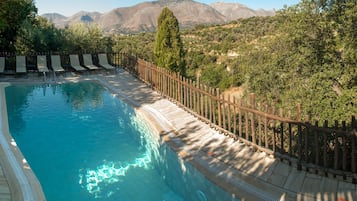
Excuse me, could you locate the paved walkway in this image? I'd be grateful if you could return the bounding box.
[0,71,356,201]
[0,166,10,200]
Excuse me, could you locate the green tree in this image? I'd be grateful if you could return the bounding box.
[200,64,227,89]
[255,0,357,121]
[154,7,185,75]
[113,33,155,61]
[62,23,106,52]
[0,0,37,51]
[15,16,63,53]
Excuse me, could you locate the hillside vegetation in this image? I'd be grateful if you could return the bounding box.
[1,0,355,123]
[112,1,356,123]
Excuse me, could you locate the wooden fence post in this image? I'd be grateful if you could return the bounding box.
[280,122,284,154]
[250,94,256,145]
[180,75,184,105]
[168,70,172,98]
[211,88,216,125]
[334,120,340,170]
[193,81,197,113]
[199,84,203,116]
[200,84,204,117]
[258,103,262,147]
[297,123,303,171]
[351,116,356,183]
[238,100,242,138]
[288,121,293,157]
[189,80,193,110]
[222,95,227,131]
[183,77,187,107]
[209,87,213,125]
[166,69,169,96]
[233,97,238,139]
[323,120,329,173]
[314,120,320,170]
[304,115,310,163]
[245,109,249,141]
[204,86,208,121]
[158,67,162,94]
[227,94,232,132]
[342,121,347,175]
[216,88,222,129]
[264,104,268,148]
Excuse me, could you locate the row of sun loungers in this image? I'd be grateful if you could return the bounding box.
[0,54,116,74]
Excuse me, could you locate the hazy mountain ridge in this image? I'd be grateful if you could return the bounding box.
[42,0,275,33]
[209,2,274,21]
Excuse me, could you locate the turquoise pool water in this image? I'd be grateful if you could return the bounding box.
[5,81,239,201]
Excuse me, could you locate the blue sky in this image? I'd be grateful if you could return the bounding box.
[35,0,301,16]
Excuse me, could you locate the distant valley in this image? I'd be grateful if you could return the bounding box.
[42,0,274,34]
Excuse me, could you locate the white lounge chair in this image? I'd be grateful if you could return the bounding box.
[82,54,99,70]
[37,55,49,73]
[50,55,65,72]
[69,54,86,71]
[16,56,27,73]
[0,57,5,73]
[98,54,115,70]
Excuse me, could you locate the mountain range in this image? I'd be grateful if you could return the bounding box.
[42,0,275,34]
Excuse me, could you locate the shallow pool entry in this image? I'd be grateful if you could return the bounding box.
[5,82,239,201]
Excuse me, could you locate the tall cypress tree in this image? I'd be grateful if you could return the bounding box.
[154,7,185,75]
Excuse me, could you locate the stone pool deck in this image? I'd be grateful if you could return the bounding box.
[0,70,356,201]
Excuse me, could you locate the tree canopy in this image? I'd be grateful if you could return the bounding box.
[0,0,37,51]
[154,7,186,75]
[0,0,112,53]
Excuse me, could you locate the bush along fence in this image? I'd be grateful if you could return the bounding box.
[110,52,357,184]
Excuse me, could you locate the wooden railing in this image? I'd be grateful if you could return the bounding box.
[111,52,357,184]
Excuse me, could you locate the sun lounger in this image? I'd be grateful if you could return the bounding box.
[82,54,99,70]
[69,54,86,71]
[0,57,5,73]
[98,54,115,70]
[37,55,49,73]
[50,55,65,72]
[16,56,27,73]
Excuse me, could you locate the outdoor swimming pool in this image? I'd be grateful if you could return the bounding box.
[5,81,239,201]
